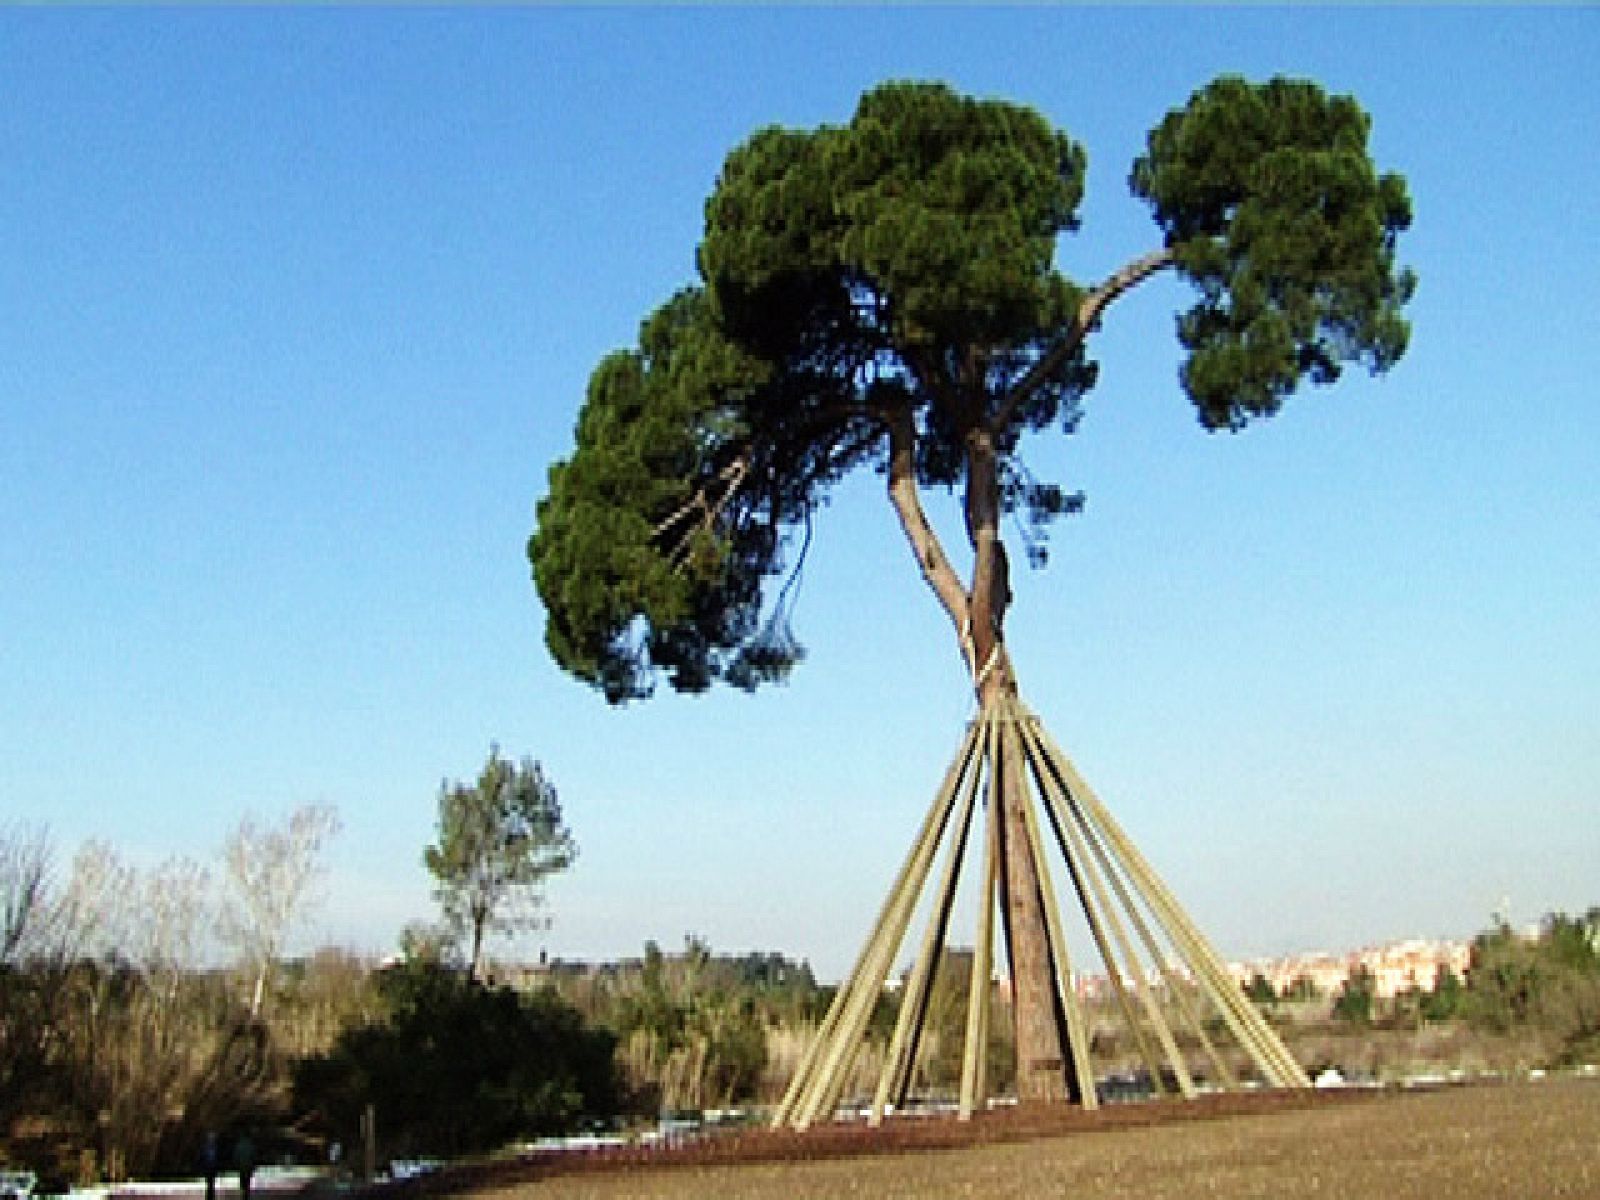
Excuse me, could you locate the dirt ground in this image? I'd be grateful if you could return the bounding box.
[471,1078,1600,1200]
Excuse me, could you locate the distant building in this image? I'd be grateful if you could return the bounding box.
[1060,937,1473,1003]
[1225,938,1472,1000]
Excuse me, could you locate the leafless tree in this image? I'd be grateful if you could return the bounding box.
[3,834,291,1182]
[1,824,51,966]
[53,839,135,966]
[219,804,341,1018]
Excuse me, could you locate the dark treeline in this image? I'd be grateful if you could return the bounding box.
[0,821,831,1183]
[5,818,1597,1183]
[1435,911,1599,1060]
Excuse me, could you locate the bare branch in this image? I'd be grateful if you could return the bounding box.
[654,458,751,571]
[220,804,341,1018]
[652,459,749,541]
[885,406,971,648]
[994,247,1176,432]
[0,825,50,965]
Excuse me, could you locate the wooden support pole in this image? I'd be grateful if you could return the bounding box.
[779,693,1305,1134]
[1086,793,1302,1090]
[999,702,1158,1093]
[1063,780,1235,1090]
[1035,723,1308,1090]
[957,718,1002,1120]
[869,744,983,1124]
[1050,745,1292,1086]
[1067,812,1192,1097]
[1041,769,1167,1096]
[989,703,1070,1104]
[791,720,982,1129]
[1016,713,1193,1098]
[772,719,983,1129]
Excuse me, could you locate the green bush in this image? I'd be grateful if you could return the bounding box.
[1332,966,1376,1025]
[292,963,617,1158]
[1465,912,1600,1061]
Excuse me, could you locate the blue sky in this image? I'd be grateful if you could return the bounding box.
[3,8,1596,979]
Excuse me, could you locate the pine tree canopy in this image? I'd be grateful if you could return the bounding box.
[530,77,1414,703]
[1131,76,1415,430]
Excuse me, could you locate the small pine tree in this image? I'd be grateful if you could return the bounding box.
[1332,966,1376,1025]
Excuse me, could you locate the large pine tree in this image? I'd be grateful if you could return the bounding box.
[531,76,1413,1102]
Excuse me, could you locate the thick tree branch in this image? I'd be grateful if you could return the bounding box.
[1077,245,1176,334]
[963,428,1012,694]
[885,406,971,647]
[993,247,1176,432]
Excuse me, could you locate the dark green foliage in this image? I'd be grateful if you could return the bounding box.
[292,963,618,1159]
[1464,912,1600,1059]
[1282,974,1321,1003]
[1542,911,1600,974]
[532,82,1098,702]
[532,294,788,701]
[531,77,1413,702]
[701,82,1086,365]
[1332,964,1376,1025]
[550,939,826,1112]
[1131,75,1415,431]
[610,938,771,1109]
[909,948,1015,1094]
[1243,972,1278,1007]
[1421,965,1465,1023]
[1467,925,1551,1033]
[728,952,830,1033]
[0,965,54,1135]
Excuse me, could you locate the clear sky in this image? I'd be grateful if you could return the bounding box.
[3,8,1596,980]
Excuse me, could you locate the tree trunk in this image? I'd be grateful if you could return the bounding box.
[964,432,1071,1104]
[249,965,266,1020]
[873,251,1184,1109]
[469,906,488,983]
[885,411,1074,1105]
[978,655,1071,1103]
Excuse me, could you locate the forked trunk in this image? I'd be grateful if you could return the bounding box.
[886,411,1075,1104]
[871,249,1186,1112]
[965,430,1072,1104]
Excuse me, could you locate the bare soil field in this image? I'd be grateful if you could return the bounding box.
[464,1078,1600,1200]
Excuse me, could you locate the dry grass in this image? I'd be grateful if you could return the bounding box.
[473,1078,1600,1200]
